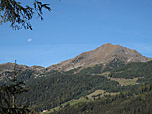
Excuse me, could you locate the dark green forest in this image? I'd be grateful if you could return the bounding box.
[109,61,152,83]
[1,60,152,113]
[16,71,120,112]
[50,80,152,114]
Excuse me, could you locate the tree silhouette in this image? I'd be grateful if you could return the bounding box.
[0,0,51,30]
[0,61,37,114]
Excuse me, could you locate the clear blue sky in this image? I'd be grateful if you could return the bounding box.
[0,0,152,67]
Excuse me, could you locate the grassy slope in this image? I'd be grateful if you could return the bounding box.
[98,72,138,86]
[111,78,138,86]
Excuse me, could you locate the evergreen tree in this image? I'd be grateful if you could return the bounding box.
[0,61,37,114]
[0,0,51,30]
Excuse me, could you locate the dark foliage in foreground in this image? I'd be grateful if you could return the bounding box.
[0,0,51,30]
[0,79,37,114]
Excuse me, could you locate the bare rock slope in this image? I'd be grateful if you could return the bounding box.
[47,43,152,71]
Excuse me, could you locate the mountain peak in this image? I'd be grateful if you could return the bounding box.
[47,43,152,71]
[102,43,113,46]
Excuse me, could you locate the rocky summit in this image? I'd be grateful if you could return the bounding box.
[47,43,152,71]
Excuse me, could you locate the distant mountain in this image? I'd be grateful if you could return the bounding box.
[0,63,45,73]
[47,43,152,72]
[0,62,29,73]
[1,43,152,77]
[0,63,45,81]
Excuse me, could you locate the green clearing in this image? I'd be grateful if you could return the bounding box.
[87,89,118,99]
[110,78,138,86]
[98,72,138,86]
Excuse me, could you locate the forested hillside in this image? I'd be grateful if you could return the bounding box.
[50,80,152,114]
[15,61,152,112]
[109,60,152,83]
[16,71,120,112]
[1,60,152,113]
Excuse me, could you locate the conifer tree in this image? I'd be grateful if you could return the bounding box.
[0,60,37,114]
[0,0,51,30]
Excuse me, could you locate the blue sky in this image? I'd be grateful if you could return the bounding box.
[0,0,152,67]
